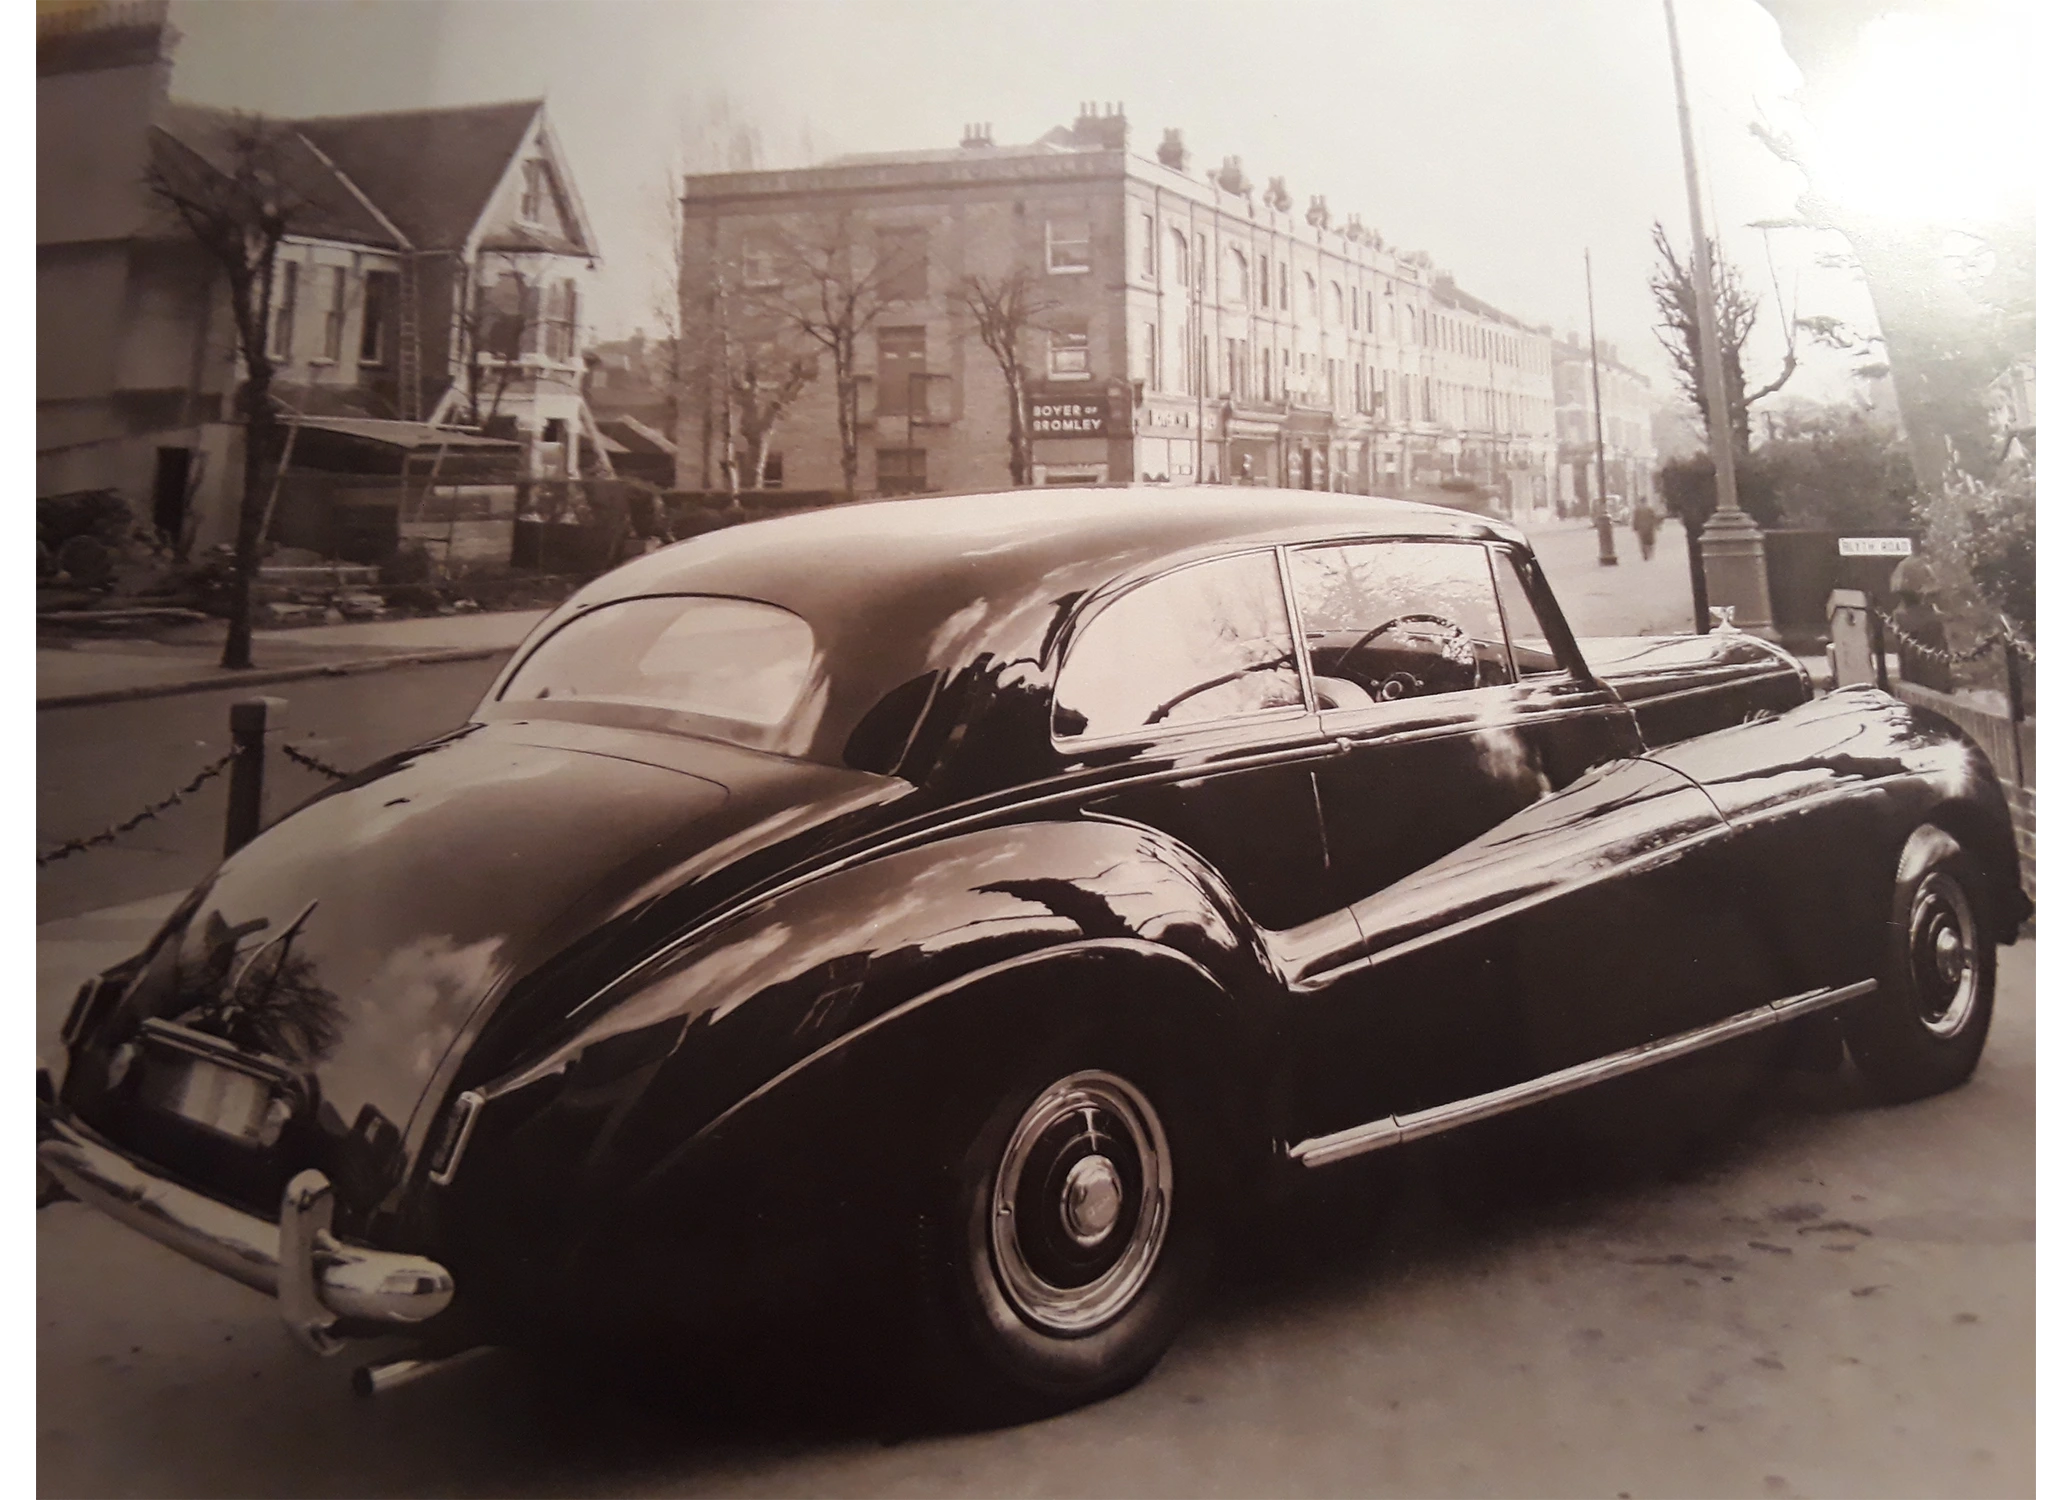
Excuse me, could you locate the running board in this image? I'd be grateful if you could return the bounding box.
[1287,979,1876,1169]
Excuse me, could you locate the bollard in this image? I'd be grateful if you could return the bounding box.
[224,696,287,856]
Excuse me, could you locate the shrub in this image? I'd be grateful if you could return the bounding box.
[1954,461,2035,640]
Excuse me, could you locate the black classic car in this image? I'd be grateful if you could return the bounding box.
[40,488,2029,1416]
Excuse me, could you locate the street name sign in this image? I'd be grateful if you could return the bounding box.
[1838,537,1914,557]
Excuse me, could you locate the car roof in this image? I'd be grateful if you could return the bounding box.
[588,486,1518,616]
[518,486,1527,765]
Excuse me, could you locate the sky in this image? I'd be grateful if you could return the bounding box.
[160,0,1906,409]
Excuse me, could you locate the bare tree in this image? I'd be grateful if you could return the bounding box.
[729,333,820,494]
[956,268,1061,487]
[743,214,920,498]
[1648,221,1798,454]
[145,112,313,670]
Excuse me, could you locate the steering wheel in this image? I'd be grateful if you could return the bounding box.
[1325,613,1468,683]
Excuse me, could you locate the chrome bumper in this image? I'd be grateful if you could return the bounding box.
[37,1118,454,1354]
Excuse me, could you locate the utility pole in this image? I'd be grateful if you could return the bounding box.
[1585,249,1617,566]
[1663,0,1775,634]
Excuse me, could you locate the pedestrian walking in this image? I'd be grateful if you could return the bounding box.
[1631,499,1659,560]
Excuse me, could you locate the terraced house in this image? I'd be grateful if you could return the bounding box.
[678,104,1561,513]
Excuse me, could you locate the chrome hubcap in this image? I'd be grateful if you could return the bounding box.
[989,1071,1171,1335]
[1910,871,1979,1039]
[1060,1155,1124,1246]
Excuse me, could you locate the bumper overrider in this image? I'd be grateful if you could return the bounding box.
[37,1070,453,1355]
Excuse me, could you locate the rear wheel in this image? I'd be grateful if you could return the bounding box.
[1845,832,1996,1103]
[914,1048,1220,1422]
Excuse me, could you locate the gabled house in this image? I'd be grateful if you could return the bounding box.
[155,96,614,482]
[38,0,616,561]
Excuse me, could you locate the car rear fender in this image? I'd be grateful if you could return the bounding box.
[428,817,1280,1295]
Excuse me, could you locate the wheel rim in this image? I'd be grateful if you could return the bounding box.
[1909,871,1980,1039]
[988,1070,1172,1335]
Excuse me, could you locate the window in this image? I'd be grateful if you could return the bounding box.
[1332,281,1344,325]
[320,265,345,361]
[1225,246,1248,306]
[876,447,927,495]
[876,227,928,300]
[501,596,816,732]
[1046,216,1092,273]
[1140,212,1156,278]
[1289,541,1515,706]
[358,270,395,365]
[1260,258,1272,310]
[761,450,784,486]
[542,278,579,360]
[1048,318,1090,380]
[268,260,298,360]
[1170,227,1189,288]
[1140,321,1159,388]
[1054,552,1303,741]
[741,235,779,287]
[519,158,552,225]
[1367,290,1376,330]
[1278,262,1289,310]
[1261,345,1274,398]
[1194,232,1207,294]
[876,326,927,414]
[1492,551,1566,676]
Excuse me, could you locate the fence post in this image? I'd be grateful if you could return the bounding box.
[225,696,286,856]
[2003,628,2027,791]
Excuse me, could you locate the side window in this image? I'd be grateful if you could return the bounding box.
[1492,550,1568,678]
[1288,540,1515,708]
[1055,552,1303,741]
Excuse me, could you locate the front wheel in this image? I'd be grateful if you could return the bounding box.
[914,1053,1220,1422]
[1845,831,1996,1103]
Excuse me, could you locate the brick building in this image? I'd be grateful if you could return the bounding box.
[1552,333,1659,517]
[677,106,1561,511]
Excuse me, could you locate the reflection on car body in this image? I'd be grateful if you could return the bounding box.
[39,487,2030,1420]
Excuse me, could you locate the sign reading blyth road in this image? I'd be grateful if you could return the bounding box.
[1838,537,1914,557]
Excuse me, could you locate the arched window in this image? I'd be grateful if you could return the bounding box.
[1304,272,1318,316]
[1170,228,1189,288]
[1331,282,1344,324]
[1226,246,1248,306]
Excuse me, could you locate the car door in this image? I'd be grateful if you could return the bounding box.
[1049,548,1341,936]
[1281,536,1658,1135]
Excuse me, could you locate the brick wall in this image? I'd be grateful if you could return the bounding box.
[1892,681,2036,896]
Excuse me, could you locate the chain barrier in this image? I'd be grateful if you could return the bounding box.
[1869,606,2034,669]
[36,750,238,868]
[280,741,353,781]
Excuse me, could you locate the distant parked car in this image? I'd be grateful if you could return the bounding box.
[41,488,2029,1419]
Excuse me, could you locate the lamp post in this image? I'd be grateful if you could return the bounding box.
[1663,0,1775,634]
[1585,248,1617,567]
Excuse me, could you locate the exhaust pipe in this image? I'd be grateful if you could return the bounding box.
[352,1344,498,1397]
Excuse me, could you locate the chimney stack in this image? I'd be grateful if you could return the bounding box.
[1158,127,1189,171]
[960,122,994,149]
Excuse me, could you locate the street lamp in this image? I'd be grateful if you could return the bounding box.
[1585,248,1617,568]
[1663,0,1775,634]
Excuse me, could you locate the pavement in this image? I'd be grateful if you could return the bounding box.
[35,609,551,708]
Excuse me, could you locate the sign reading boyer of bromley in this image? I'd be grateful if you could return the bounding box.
[1029,394,1108,437]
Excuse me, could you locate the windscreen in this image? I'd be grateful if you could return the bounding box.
[499,596,816,732]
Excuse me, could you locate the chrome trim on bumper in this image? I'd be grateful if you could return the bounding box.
[36,1122,454,1345]
[1289,979,1876,1169]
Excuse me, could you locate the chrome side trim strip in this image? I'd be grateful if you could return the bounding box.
[1287,979,1875,1169]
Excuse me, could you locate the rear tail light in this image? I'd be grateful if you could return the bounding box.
[426,1091,483,1186]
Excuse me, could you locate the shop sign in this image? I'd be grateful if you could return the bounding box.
[1029,393,1107,437]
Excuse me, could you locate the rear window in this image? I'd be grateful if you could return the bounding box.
[500,596,815,728]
